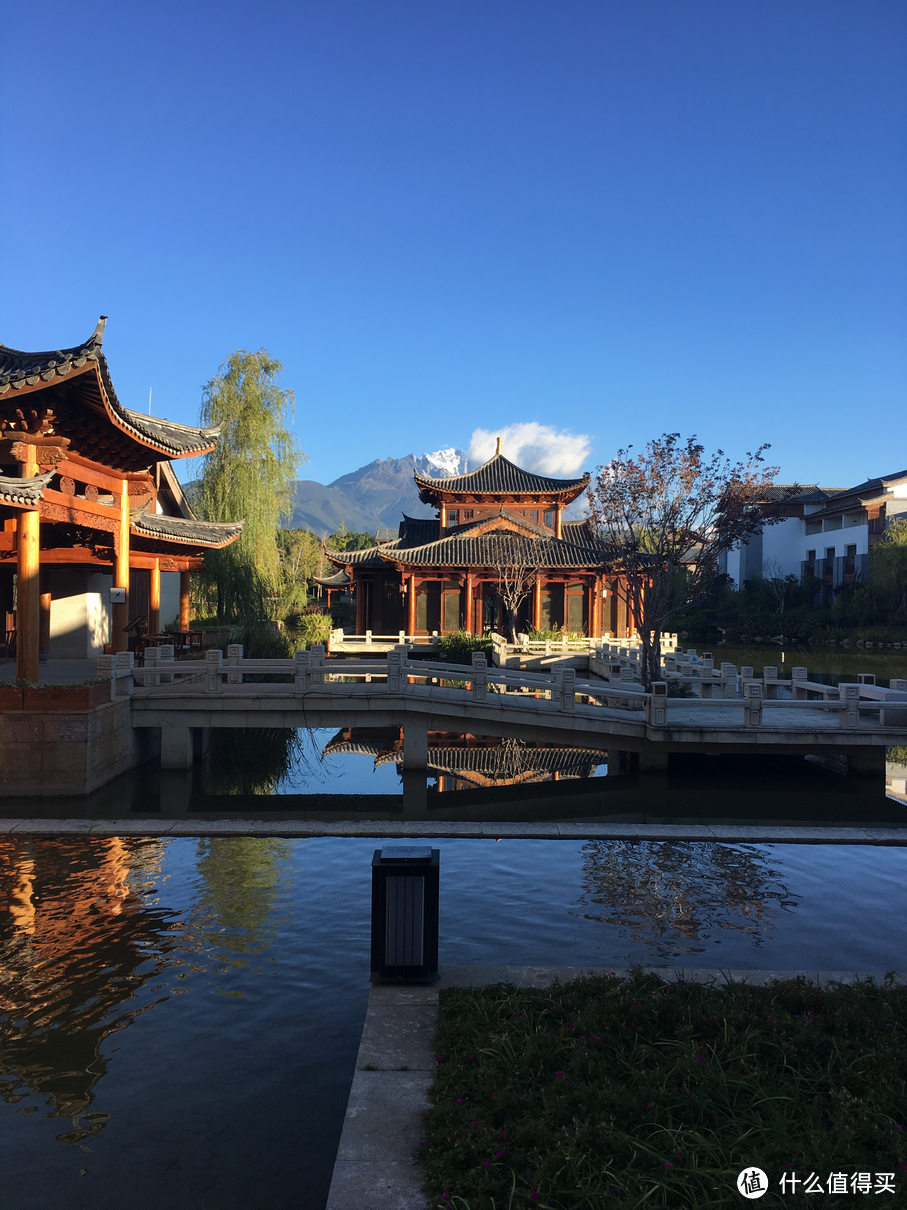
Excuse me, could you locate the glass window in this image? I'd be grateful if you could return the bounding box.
[805,519,822,535]
[845,544,856,559]
[825,547,836,561]
[463,509,473,520]
[844,511,866,528]
[823,516,842,531]
[447,510,458,526]
[529,511,538,522]
[806,550,816,562]
[544,511,555,528]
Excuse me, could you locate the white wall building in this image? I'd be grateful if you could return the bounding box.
[721,468,907,596]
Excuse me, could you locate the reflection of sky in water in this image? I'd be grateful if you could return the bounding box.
[2,835,906,1208]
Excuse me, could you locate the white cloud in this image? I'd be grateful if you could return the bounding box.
[467,423,592,478]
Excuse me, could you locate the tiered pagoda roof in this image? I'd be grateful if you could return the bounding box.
[414,451,589,504]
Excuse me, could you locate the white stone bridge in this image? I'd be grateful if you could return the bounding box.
[102,644,907,773]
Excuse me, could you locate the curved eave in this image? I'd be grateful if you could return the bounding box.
[313,568,352,588]
[375,531,616,569]
[0,469,55,508]
[130,509,245,550]
[412,454,590,506]
[0,318,221,460]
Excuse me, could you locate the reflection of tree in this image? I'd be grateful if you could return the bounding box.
[206,727,306,795]
[192,838,290,961]
[0,837,182,1145]
[573,841,797,959]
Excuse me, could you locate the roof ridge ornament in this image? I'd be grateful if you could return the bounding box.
[496,436,502,455]
[90,316,108,345]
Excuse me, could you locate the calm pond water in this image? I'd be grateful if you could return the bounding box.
[2,834,906,1210]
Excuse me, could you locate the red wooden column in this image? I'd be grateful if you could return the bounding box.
[16,445,40,683]
[533,575,542,631]
[465,572,473,633]
[589,577,600,639]
[179,570,191,630]
[407,573,416,635]
[149,560,161,635]
[112,480,130,653]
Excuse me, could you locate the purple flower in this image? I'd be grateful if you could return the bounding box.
[492,1091,499,1098]
[593,1035,601,1042]
[455,1098,463,1104]
[634,1002,644,1009]
[482,1160,491,1169]
[469,1119,478,1126]
[530,1189,540,1201]
[496,1149,506,1157]
[636,1026,643,1033]
[435,1055,445,1064]
[662,1160,674,1167]
[643,1102,650,1109]
[500,1130,508,1138]
[555,1069,565,1077]
[697,1053,706,1062]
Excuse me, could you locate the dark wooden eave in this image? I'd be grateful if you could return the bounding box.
[0,318,220,473]
[0,469,55,508]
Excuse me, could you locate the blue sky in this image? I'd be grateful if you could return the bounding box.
[2,0,904,488]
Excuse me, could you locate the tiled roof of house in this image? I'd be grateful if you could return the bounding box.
[130,507,244,548]
[398,514,441,543]
[414,452,589,500]
[312,567,352,588]
[0,318,220,458]
[0,469,55,506]
[379,530,614,568]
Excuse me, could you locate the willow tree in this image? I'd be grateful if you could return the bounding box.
[191,349,305,623]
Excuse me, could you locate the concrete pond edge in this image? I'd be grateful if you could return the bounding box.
[325,965,907,1210]
[1,818,906,843]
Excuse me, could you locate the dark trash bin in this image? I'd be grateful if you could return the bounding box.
[370,846,439,983]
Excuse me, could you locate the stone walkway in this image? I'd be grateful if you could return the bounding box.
[325,965,907,1210]
[1,818,905,844]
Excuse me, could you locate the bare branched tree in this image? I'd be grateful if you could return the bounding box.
[587,433,793,687]
[484,535,538,643]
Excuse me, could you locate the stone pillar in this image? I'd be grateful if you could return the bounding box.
[149,560,161,635]
[179,570,191,630]
[402,717,428,769]
[16,445,40,684]
[161,726,194,769]
[112,481,130,653]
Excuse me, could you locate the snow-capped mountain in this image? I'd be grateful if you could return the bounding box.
[288,449,469,535]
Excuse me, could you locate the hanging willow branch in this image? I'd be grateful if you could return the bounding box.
[189,349,306,623]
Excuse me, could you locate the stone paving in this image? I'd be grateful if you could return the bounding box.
[1,818,905,844]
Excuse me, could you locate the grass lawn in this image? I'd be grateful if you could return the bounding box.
[420,970,906,1209]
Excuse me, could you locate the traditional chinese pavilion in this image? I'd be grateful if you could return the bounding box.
[0,318,243,681]
[316,439,634,638]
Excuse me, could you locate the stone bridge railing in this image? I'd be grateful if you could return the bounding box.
[100,644,907,734]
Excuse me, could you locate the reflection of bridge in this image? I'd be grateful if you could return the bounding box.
[117,645,907,773]
[323,727,607,789]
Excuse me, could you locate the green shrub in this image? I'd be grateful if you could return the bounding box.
[437,631,493,665]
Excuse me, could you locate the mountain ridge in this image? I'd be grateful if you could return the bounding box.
[288,448,469,535]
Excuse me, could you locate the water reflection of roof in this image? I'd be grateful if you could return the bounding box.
[322,728,606,786]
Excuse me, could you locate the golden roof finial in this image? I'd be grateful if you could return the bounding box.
[495,436,502,455]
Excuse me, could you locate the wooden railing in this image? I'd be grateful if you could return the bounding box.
[107,643,907,733]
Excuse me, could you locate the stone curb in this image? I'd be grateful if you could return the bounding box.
[325,965,907,1210]
[1,818,905,844]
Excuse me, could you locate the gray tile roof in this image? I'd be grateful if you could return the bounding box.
[130,507,244,548]
[313,567,352,587]
[380,530,614,568]
[0,318,220,458]
[414,452,589,499]
[399,514,441,543]
[0,469,54,506]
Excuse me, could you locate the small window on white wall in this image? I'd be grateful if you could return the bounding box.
[805,519,822,535]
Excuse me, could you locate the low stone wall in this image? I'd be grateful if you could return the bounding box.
[0,698,159,796]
